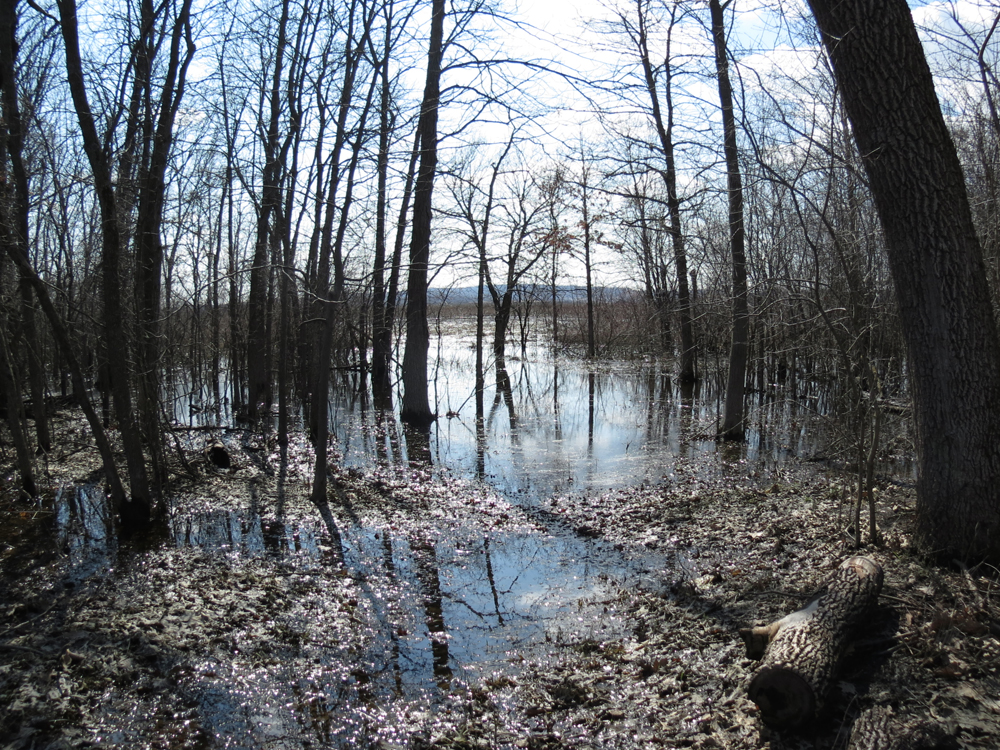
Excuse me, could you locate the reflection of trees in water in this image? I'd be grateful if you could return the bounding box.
[483,535,504,626]
[492,366,517,431]
[587,371,595,451]
[409,533,452,687]
[553,363,562,441]
[403,423,433,467]
[262,445,288,557]
[379,531,404,696]
[371,408,402,465]
[324,332,914,495]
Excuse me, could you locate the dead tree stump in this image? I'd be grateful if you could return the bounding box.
[741,556,884,728]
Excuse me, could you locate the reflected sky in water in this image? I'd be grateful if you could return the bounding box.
[331,322,839,501]
[43,321,907,747]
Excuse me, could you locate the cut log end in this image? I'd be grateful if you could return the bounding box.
[743,556,884,729]
[739,624,777,660]
[747,665,816,728]
[206,442,232,470]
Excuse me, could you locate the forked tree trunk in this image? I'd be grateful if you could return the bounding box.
[246,0,291,422]
[58,0,151,523]
[634,0,696,381]
[741,556,883,728]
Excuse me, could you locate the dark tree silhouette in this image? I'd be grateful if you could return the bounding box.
[400,0,445,430]
[809,0,1000,563]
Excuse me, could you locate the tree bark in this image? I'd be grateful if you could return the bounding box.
[371,12,395,406]
[0,315,36,497]
[711,0,749,441]
[246,0,291,422]
[0,0,50,456]
[742,556,883,729]
[400,0,444,430]
[807,0,1000,563]
[132,0,195,495]
[633,0,695,381]
[847,705,953,750]
[310,44,377,508]
[374,126,420,408]
[579,157,597,359]
[57,0,152,522]
[19,276,50,452]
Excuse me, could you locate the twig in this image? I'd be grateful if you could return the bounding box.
[0,643,47,657]
[954,559,987,610]
[0,602,56,639]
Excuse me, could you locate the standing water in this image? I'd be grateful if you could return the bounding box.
[40,319,908,747]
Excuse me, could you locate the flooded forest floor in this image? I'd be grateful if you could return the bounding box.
[2,409,1000,749]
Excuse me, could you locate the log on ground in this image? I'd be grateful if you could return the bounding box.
[740,556,884,728]
[848,705,955,750]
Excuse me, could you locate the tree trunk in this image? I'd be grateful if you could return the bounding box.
[400,0,444,430]
[0,1,50,454]
[374,126,420,408]
[634,0,695,381]
[132,0,194,495]
[580,160,596,359]
[741,557,883,728]
[712,0,749,441]
[247,0,291,422]
[58,0,151,523]
[19,276,49,452]
[808,0,1000,564]
[0,315,36,497]
[371,19,394,406]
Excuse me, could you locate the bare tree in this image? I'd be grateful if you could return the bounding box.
[613,0,697,379]
[400,0,445,431]
[712,0,749,441]
[808,0,1000,563]
[57,0,153,524]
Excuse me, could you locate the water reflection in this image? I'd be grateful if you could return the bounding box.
[55,483,114,578]
[164,499,656,699]
[330,334,794,500]
[163,325,901,501]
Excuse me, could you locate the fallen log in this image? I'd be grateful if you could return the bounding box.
[205,441,232,470]
[741,556,884,728]
[847,705,954,750]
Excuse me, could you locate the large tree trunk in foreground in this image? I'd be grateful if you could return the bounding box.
[741,556,883,728]
[807,0,1000,564]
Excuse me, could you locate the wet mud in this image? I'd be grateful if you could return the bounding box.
[3,439,1000,749]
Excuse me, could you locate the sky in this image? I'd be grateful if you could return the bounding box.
[426,0,1000,289]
